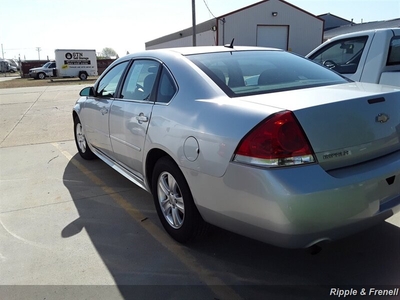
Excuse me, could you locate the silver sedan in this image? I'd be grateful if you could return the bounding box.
[73,46,400,248]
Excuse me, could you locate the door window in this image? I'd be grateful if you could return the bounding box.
[156,68,177,103]
[121,60,160,101]
[387,36,400,65]
[96,61,129,98]
[310,36,368,74]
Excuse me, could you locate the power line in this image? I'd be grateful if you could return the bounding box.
[4,47,36,51]
[203,0,216,18]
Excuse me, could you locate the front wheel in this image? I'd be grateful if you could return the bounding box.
[37,72,46,79]
[152,157,206,243]
[74,116,95,160]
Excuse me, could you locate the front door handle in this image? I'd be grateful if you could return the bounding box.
[136,113,148,124]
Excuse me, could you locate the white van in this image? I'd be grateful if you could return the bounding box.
[55,49,98,80]
[29,49,98,80]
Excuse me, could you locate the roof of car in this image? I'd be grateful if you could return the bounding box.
[163,45,279,55]
[122,46,281,61]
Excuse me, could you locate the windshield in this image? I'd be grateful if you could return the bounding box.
[42,62,53,68]
[187,50,347,97]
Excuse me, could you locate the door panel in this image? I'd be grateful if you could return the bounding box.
[109,101,153,178]
[81,98,113,155]
[109,60,161,176]
[82,60,129,157]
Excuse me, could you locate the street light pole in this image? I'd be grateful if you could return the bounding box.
[36,47,41,60]
[192,0,196,46]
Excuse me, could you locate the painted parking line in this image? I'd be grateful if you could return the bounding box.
[52,142,242,300]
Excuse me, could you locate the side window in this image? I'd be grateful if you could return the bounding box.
[387,36,400,66]
[156,68,177,103]
[96,61,129,98]
[50,63,56,68]
[310,36,368,74]
[121,60,160,101]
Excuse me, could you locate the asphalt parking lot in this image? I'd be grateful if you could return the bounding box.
[0,83,399,300]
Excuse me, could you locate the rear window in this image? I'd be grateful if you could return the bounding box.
[187,50,347,97]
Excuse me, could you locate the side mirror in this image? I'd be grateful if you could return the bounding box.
[79,87,94,97]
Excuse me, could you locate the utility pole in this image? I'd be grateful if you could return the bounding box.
[1,44,4,59]
[192,0,196,46]
[36,47,41,60]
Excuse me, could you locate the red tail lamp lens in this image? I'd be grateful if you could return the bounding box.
[235,111,315,163]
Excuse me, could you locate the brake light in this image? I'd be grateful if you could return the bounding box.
[233,111,316,167]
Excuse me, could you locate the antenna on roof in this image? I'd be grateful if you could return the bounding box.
[224,38,235,49]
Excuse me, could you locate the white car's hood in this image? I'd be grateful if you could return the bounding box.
[29,67,46,72]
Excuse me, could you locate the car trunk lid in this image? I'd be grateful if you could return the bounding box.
[240,82,400,170]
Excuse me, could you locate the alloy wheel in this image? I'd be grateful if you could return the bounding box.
[75,123,87,153]
[157,171,185,229]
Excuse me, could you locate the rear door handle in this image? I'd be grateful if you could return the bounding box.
[136,113,148,124]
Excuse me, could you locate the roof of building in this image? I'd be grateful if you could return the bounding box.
[318,13,355,30]
[146,0,322,48]
[324,18,400,39]
[218,0,321,21]
[146,19,217,48]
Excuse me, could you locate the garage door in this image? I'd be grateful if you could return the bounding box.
[256,25,288,50]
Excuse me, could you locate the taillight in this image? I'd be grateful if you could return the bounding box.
[233,110,316,167]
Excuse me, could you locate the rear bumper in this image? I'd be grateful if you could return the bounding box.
[186,150,400,248]
[200,202,395,248]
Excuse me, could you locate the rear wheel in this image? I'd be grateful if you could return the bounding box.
[152,157,206,243]
[74,116,95,160]
[79,72,88,80]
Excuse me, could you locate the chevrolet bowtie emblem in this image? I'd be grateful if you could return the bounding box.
[376,113,389,123]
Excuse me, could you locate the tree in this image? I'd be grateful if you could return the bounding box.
[101,47,118,58]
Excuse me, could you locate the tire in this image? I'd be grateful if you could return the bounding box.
[152,157,206,243]
[37,72,46,80]
[79,72,88,80]
[74,116,96,160]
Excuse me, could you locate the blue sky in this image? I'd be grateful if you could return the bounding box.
[1,0,399,60]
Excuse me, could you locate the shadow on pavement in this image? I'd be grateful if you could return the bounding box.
[62,154,400,299]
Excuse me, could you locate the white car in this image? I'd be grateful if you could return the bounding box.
[29,61,56,79]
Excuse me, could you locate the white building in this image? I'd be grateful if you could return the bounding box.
[146,0,324,56]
